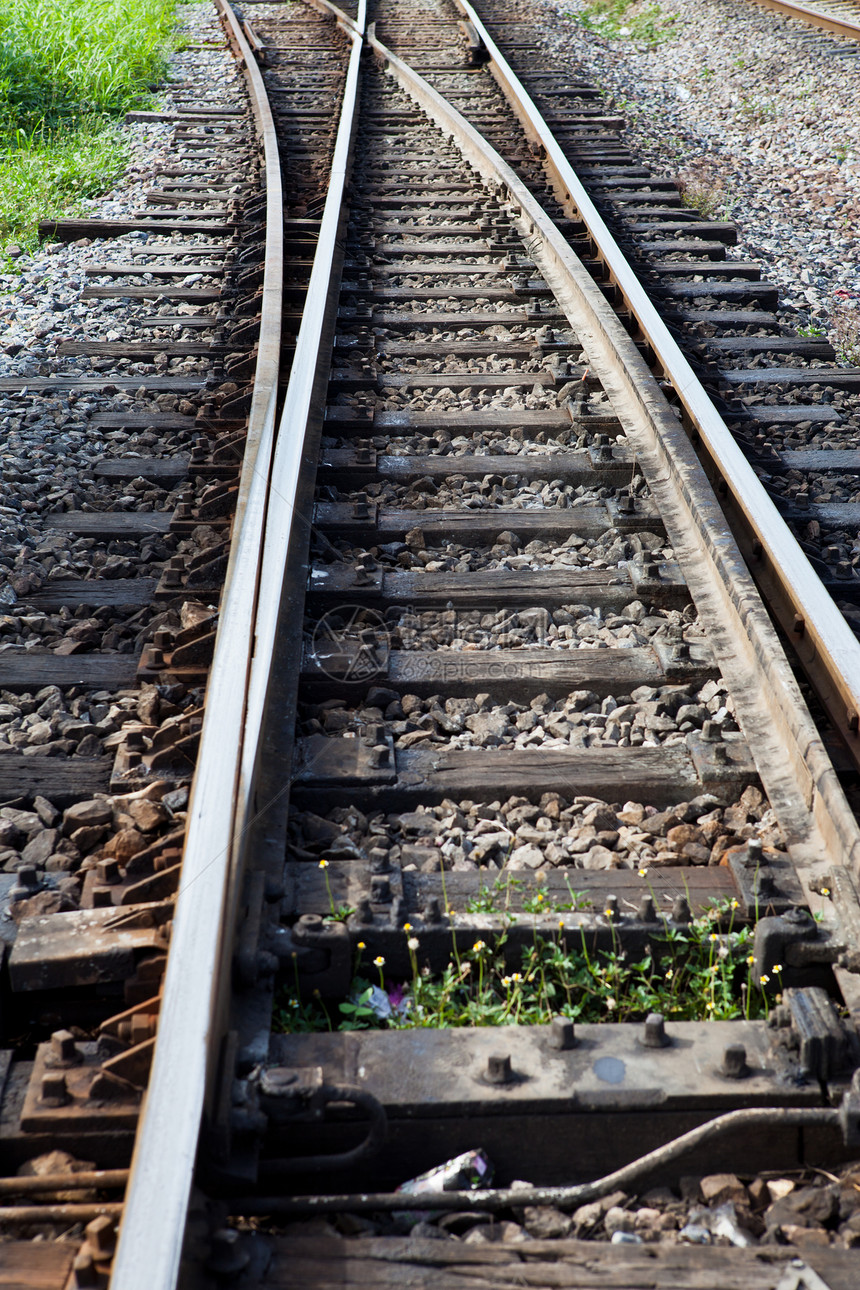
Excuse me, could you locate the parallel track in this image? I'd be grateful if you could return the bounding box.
[4,2,860,1285]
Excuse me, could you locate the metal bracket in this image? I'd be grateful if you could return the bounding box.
[290,915,352,997]
[686,728,758,787]
[294,733,397,786]
[727,839,805,917]
[779,986,857,1082]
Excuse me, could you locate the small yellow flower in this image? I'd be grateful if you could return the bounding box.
[511,972,522,982]
[822,887,831,897]
[638,867,648,878]
[747,954,755,966]
[357,941,366,950]
[605,997,616,1011]
[289,997,298,1007]
[407,937,419,951]
[502,975,512,987]
[760,974,770,985]
[665,968,674,980]
[604,907,613,918]
[472,940,486,953]
[403,922,413,932]
[318,858,329,869]
[709,933,718,942]
[706,1000,715,1011]
[772,963,783,974]
[558,919,564,928]
[374,955,385,967]
[730,899,739,910]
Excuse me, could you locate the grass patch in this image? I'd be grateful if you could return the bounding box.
[275,898,776,1034]
[571,0,679,47]
[0,0,176,249]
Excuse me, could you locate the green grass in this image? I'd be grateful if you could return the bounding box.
[275,899,776,1035]
[571,0,679,47]
[0,0,176,249]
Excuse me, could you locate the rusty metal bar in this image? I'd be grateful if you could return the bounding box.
[750,0,860,40]
[231,1106,841,1216]
[110,0,285,1282]
[0,1170,128,1196]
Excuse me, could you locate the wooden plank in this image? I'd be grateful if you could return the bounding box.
[322,451,632,485]
[358,409,619,432]
[294,740,705,806]
[37,218,235,240]
[746,405,842,424]
[302,645,689,696]
[95,457,190,482]
[85,263,225,276]
[706,336,836,358]
[721,366,860,389]
[780,449,860,471]
[656,281,778,304]
[363,310,568,329]
[306,564,685,609]
[314,503,662,540]
[266,1238,806,1290]
[81,286,222,301]
[90,412,198,430]
[28,580,158,610]
[0,1243,76,1288]
[0,653,139,688]
[46,511,173,537]
[0,754,113,805]
[58,341,222,357]
[0,377,204,394]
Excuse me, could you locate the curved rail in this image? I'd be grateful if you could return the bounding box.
[455,0,860,871]
[110,4,860,1282]
[749,0,860,39]
[110,1,364,1282]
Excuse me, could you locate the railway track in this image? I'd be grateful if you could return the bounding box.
[4,0,860,1285]
[748,0,860,41]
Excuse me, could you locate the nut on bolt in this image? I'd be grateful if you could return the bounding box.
[85,1215,117,1260]
[40,1071,69,1106]
[548,1015,576,1050]
[49,1028,82,1067]
[642,1013,669,1049]
[486,1053,514,1085]
[722,1043,748,1079]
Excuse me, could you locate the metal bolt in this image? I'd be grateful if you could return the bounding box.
[125,751,143,769]
[97,858,121,885]
[754,870,775,895]
[16,864,39,889]
[617,491,635,514]
[85,1215,116,1260]
[72,1249,97,1288]
[548,1015,576,1050]
[672,895,691,923]
[638,895,657,923]
[299,914,324,934]
[148,647,165,668]
[702,720,721,742]
[50,1029,79,1065]
[604,894,619,919]
[40,1071,68,1106]
[642,558,658,580]
[163,568,182,587]
[175,502,193,519]
[423,896,443,924]
[369,848,389,873]
[353,498,370,519]
[744,838,764,866]
[355,896,374,925]
[370,874,392,903]
[712,743,730,764]
[154,629,173,649]
[369,744,390,768]
[92,885,114,908]
[207,1228,250,1277]
[642,1013,669,1048]
[722,1043,748,1079]
[486,1053,513,1084]
[364,722,384,746]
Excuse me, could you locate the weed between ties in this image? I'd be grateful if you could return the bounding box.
[275,898,778,1033]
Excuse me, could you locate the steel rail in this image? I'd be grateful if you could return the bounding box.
[454,0,860,866]
[749,0,860,39]
[365,29,860,896]
[110,0,286,1282]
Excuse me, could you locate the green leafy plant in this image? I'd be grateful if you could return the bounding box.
[573,0,679,47]
[275,899,775,1034]
[0,0,177,249]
